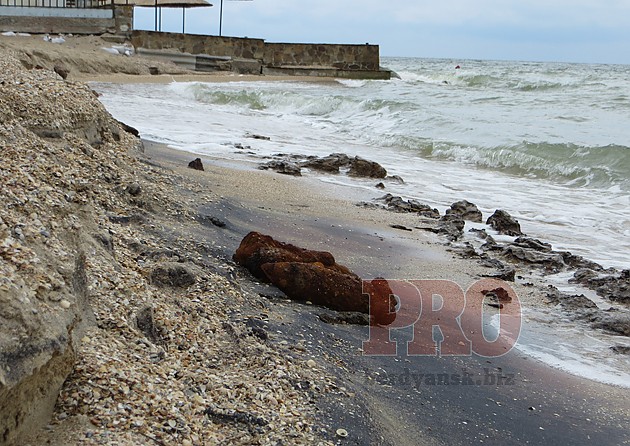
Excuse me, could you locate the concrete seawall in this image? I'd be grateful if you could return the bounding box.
[131,30,391,80]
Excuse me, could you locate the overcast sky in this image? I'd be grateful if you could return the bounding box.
[134,0,630,64]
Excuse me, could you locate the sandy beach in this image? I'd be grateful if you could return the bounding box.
[1,34,629,445]
[141,142,630,445]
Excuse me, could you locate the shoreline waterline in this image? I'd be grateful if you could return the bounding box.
[94,70,630,271]
[143,139,630,389]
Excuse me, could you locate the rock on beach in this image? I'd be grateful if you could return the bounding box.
[234,232,396,325]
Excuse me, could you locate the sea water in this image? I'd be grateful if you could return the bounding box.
[93,57,630,386]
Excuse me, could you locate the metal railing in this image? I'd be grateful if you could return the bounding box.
[0,0,113,8]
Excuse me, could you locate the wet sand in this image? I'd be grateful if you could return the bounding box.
[144,141,630,445]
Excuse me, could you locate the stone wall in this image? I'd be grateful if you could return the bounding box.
[131,31,265,60]
[0,6,130,35]
[131,31,382,73]
[263,42,380,71]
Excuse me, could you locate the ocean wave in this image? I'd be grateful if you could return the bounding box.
[176,82,413,120]
[336,79,368,88]
[512,81,566,92]
[395,71,495,88]
[395,67,585,92]
[163,78,630,192]
[186,83,268,110]
[396,139,630,190]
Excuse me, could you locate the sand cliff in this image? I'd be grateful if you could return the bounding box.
[0,49,329,445]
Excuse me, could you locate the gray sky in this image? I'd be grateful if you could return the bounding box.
[135,0,630,64]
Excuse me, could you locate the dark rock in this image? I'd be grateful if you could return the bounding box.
[610,345,630,355]
[486,209,523,236]
[117,120,140,137]
[301,153,350,173]
[545,286,598,311]
[386,175,405,184]
[592,313,630,337]
[150,263,196,288]
[204,406,268,427]
[375,182,385,189]
[348,156,387,178]
[271,152,389,178]
[188,158,204,171]
[503,246,565,271]
[572,268,600,283]
[379,194,440,218]
[571,269,630,303]
[207,216,226,228]
[470,228,489,239]
[470,228,497,246]
[479,258,516,281]
[197,214,227,229]
[259,160,301,176]
[233,231,341,282]
[446,200,483,222]
[126,182,142,196]
[559,252,603,270]
[390,224,412,232]
[483,267,516,282]
[53,64,69,80]
[434,214,465,240]
[482,287,513,309]
[247,133,271,140]
[149,66,160,75]
[479,258,506,270]
[480,238,501,251]
[511,237,552,252]
[249,326,268,341]
[456,242,478,258]
[355,201,381,209]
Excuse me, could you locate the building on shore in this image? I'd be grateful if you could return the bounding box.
[0,0,391,79]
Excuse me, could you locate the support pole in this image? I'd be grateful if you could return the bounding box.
[219,0,223,36]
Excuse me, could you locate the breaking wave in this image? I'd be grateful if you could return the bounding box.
[171,79,630,191]
[395,138,630,190]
